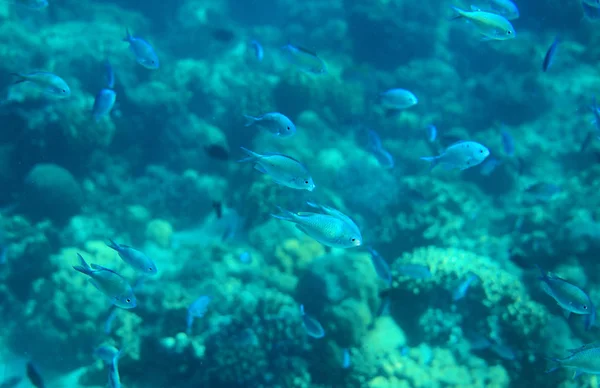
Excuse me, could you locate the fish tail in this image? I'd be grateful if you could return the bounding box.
[9,73,26,84]
[72,253,93,275]
[534,264,548,280]
[122,28,132,42]
[420,156,439,171]
[270,207,298,223]
[544,357,560,374]
[450,6,466,20]
[242,115,258,127]
[106,239,120,251]
[237,147,262,163]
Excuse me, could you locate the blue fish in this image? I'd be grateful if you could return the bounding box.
[367,247,392,286]
[342,348,351,369]
[104,307,118,334]
[501,129,514,156]
[250,40,264,62]
[420,141,490,171]
[187,295,211,334]
[106,239,157,275]
[582,0,600,20]
[542,36,560,72]
[453,273,478,301]
[26,362,44,388]
[107,358,121,388]
[281,44,326,74]
[425,124,437,142]
[396,264,432,279]
[104,60,115,89]
[300,304,325,338]
[239,251,252,263]
[93,89,117,122]
[479,157,502,176]
[367,129,394,169]
[123,29,159,69]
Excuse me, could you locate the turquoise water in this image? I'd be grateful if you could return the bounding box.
[0,0,599,387]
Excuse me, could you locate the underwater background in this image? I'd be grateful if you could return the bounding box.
[2,0,600,387]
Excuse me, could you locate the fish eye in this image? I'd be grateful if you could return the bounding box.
[62,89,66,93]
[351,238,356,242]
[584,305,589,309]
[287,126,290,131]
[126,298,131,303]
[305,180,309,184]
[149,267,154,271]
[480,150,483,153]
[507,30,512,35]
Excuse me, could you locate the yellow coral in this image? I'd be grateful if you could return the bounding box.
[146,218,174,248]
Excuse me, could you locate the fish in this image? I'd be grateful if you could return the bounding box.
[107,358,121,388]
[204,144,229,161]
[94,344,122,364]
[250,40,264,62]
[567,342,600,354]
[396,264,432,279]
[367,247,392,286]
[479,157,502,176]
[92,88,117,122]
[11,72,70,98]
[582,0,600,20]
[25,362,44,388]
[104,307,118,334]
[490,343,516,360]
[300,304,325,338]
[243,112,296,137]
[72,253,137,309]
[450,6,516,40]
[187,295,211,334]
[367,129,394,169]
[536,265,591,317]
[523,183,560,203]
[453,273,478,301]
[466,332,492,350]
[123,29,159,69]
[420,141,490,171]
[342,348,351,369]
[380,88,418,110]
[488,0,519,20]
[542,36,560,72]
[104,60,115,89]
[106,239,157,275]
[238,147,315,191]
[546,347,600,378]
[281,44,326,74]
[271,202,362,248]
[501,129,514,156]
[12,0,48,9]
[425,124,437,142]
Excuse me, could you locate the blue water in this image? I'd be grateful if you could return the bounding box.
[0,0,599,387]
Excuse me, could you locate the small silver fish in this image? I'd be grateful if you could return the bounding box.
[380,88,418,110]
[243,112,296,137]
[420,141,490,171]
[271,202,362,248]
[537,265,591,316]
[12,71,70,98]
[238,147,315,191]
[300,304,325,338]
[451,6,516,40]
[547,347,600,378]
[281,44,326,74]
[123,29,159,69]
[106,239,157,275]
[72,254,137,309]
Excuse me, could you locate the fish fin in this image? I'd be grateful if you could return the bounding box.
[563,310,571,319]
[582,1,600,20]
[270,207,298,223]
[469,4,481,11]
[72,253,92,275]
[253,164,268,174]
[294,224,310,236]
[88,278,101,292]
[450,5,466,20]
[573,369,583,379]
[237,146,262,163]
[91,263,108,271]
[420,156,439,171]
[242,115,258,127]
[106,239,120,251]
[122,28,132,42]
[544,357,560,374]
